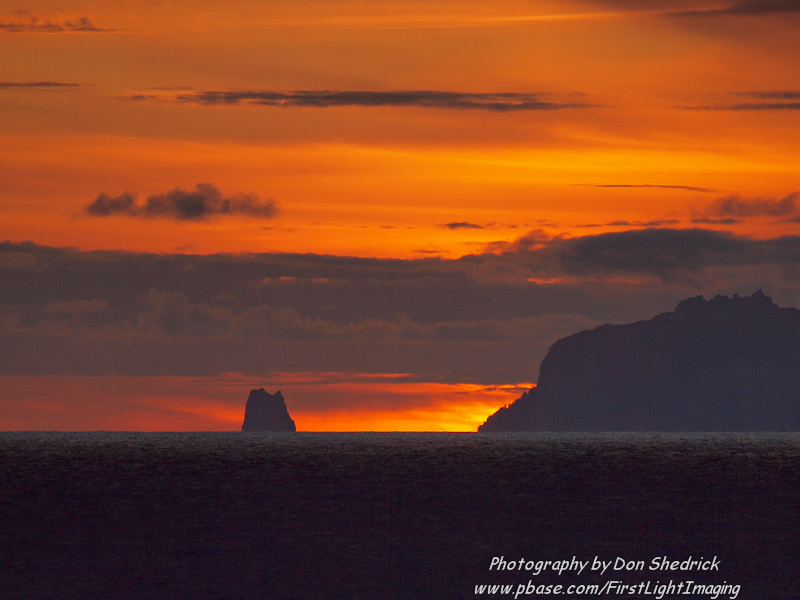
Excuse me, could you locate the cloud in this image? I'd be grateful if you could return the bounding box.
[471,227,800,285]
[84,183,278,221]
[0,14,110,32]
[690,217,743,225]
[584,0,800,16]
[42,299,108,315]
[127,90,591,111]
[606,219,681,227]
[585,1,707,8]
[576,219,681,228]
[0,250,36,269]
[539,228,751,278]
[690,91,800,112]
[594,184,717,193]
[511,228,800,280]
[85,191,138,216]
[706,101,800,111]
[736,91,800,100]
[0,81,80,88]
[671,0,800,16]
[5,231,800,381]
[0,271,601,382]
[442,222,484,230]
[482,227,800,280]
[705,193,799,218]
[483,229,556,253]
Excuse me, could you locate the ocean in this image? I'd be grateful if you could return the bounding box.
[2,432,799,599]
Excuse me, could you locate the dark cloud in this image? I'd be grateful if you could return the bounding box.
[594,184,717,193]
[127,90,591,112]
[0,242,604,381]
[705,193,799,218]
[586,0,800,16]
[42,299,108,315]
[691,217,743,225]
[576,219,680,228]
[705,101,800,111]
[0,14,109,32]
[5,230,800,381]
[538,228,750,278]
[585,0,713,9]
[442,222,484,230]
[736,91,800,100]
[0,81,80,88]
[643,219,682,226]
[691,91,800,111]
[605,219,681,227]
[671,0,800,16]
[84,183,278,221]
[483,229,555,253]
[528,229,800,287]
[584,0,800,16]
[472,227,800,287]
[86,192,138,216]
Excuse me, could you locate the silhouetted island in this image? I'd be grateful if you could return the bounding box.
[479,290,800,431]
[241,389,296,432]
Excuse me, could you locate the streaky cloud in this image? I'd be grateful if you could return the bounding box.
[575,219,681,228]
[691,217,743,225]
[706,193,799,218]
[442,222,485,230]
[595,184,717,193]
[0,81,81,88]
[586,0,800,17]
[735,90,800,100]
[127,90,592,111]
[671,0,800,16]
[607,219,681,227]
[0,14,110,32]
[84,183,278,221]
[707,101,800,110]
[688,90,800,111]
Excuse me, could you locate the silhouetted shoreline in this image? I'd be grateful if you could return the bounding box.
[481,291,800,431]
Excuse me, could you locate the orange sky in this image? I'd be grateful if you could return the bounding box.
[2,0,800,429]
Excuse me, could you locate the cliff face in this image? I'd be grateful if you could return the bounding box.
[241,389,297,432]
[479,290,800,431]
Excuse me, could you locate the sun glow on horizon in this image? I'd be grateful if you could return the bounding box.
[0,375,534,432]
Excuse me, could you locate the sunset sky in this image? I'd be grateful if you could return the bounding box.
[2,0,800,430]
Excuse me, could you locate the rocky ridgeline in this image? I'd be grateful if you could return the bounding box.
[480,290,800,431]
[241,389,296,432]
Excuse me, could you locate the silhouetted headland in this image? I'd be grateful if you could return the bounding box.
[480,290,800,431]
[241,389,296,432]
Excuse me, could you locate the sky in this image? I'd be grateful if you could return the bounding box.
[2,0,800,430]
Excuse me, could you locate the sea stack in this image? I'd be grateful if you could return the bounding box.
[241,389,297,432]
[480,290,800,432]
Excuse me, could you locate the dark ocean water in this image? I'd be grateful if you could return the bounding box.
[2,432,799,600]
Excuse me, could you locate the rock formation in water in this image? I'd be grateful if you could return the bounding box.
[241,389,297,432]
[479,290,800,431]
